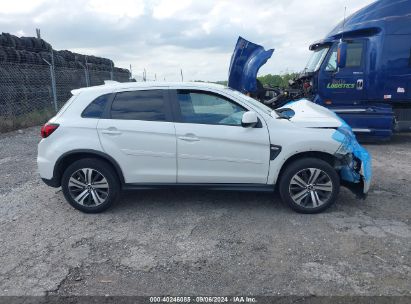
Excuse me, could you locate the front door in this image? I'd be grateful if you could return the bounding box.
[171,89,270,184]
[318,39,367,106]
[97,89,176,183]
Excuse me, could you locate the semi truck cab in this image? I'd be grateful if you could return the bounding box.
[228,0,411,141]
[304,18,411,141]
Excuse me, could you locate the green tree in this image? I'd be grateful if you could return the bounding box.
[257,73,299,88]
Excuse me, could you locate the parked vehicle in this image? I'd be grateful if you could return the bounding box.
[228,0,411,141]
[37,81,371,214]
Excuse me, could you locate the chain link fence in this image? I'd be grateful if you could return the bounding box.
[0,33,131,132]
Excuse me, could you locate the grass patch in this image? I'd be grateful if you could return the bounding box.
[0,107,56,133]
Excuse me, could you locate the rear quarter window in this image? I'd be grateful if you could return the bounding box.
[81,94,112,118]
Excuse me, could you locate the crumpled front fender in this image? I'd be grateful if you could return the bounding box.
[333,121,372,198]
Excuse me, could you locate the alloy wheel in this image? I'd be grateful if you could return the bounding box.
[68,168,109,206]
[289,168,333,208]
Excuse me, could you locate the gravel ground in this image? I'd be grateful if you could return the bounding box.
[0,126,410,296]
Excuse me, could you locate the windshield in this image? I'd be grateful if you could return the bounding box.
[304,47,329,73]
[225,87,274,115]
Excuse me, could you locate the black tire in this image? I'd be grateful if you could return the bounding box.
[61,158,120,213]
[279,158,340,214]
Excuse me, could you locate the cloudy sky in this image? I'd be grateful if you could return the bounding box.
[1,0,374,81]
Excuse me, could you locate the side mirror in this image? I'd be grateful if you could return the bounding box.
[276,108,295,120]
[337,41,347,69]
[241,111,258,128]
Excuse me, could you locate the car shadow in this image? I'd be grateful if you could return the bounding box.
[111,188,288,214]
[108,188,349,215]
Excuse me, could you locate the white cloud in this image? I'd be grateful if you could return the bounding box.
[87,0,145,19]
[0,0,47,14]
[152,0,192,19]
[16,29,27,36]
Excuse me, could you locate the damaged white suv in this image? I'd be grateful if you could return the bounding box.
[37,81,371,214]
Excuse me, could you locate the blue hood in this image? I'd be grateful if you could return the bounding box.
[228,37,274,93]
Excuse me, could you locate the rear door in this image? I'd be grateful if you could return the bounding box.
[97,89,176,183]
[170,89,270,184]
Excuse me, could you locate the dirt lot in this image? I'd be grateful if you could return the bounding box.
[0,126,410,296]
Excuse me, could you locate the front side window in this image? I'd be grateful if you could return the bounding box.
[177,90,246,126]
[325,50,338,71]
[110,90,166,121]
[82,94,111,118]
[325,41,363,71]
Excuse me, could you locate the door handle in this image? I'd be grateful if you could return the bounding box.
[356,79,364,90]
[101,127,122,136]
[178,134,200,142]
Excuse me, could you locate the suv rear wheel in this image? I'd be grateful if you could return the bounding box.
[279,158,340,213]
[61,158,120,213]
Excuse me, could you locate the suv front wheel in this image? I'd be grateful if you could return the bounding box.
[61,158,120,213]
[279,158,340,214]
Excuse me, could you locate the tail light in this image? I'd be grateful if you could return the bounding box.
[41,123,59,138]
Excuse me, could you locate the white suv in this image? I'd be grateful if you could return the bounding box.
[37,81,371,214]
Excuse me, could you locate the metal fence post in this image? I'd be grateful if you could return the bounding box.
[85,56,90,86]
[110,62,114,81]
[78,61,89,87]
[42,51,58,112]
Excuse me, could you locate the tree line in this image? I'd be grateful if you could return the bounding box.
[257,73,299,88]
[212,73,299,88]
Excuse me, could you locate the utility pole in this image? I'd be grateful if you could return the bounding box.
[129,64,133,80]
[36,28,41,39]
[180,68,183,82]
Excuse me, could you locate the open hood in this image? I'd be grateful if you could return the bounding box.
[228,37,274,94]
[279,99,341,128]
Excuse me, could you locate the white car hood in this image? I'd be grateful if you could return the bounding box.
[278,99,341,128]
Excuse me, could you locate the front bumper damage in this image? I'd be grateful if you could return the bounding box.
[276,98,371,198]
[333,121,372,198]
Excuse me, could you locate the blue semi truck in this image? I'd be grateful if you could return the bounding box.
[228,0,411,141]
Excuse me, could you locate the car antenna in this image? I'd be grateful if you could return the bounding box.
[341,5,347,42]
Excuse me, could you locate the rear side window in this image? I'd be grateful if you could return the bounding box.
[110,90,166,121]
[82,94,111,118]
